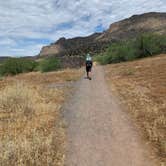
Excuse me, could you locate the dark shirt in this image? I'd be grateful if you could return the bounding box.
[86,60,93,68]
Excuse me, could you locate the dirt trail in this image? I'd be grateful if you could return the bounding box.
[64,65,157,166]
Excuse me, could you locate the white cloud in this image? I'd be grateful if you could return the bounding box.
[0,0,165,56]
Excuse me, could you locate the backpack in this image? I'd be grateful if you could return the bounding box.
[86,60,92,67]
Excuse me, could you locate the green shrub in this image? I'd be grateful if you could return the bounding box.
[39,57,61,72]
[94,54,111,65]
[137,33,166,58]
[96,41,139,64]
[0,58,38,76]
[95,33,166,65]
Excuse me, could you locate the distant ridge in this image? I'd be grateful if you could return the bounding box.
[39,33,110,57]
[36,12,166,57]
[100,12,166,41]
[1,12,165,59]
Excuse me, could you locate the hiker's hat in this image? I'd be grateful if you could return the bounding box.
[86,54,92,61]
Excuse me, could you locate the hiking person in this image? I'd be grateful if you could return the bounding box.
[85,53,93,80]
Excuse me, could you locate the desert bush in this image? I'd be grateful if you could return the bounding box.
[95,33,166,64]
[136,33,166,58]
[0,58,38,76]
[95,41,138,64]
[94,54,110,65]
[39,57,61,72]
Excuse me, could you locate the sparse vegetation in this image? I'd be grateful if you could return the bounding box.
[0,58,38,76]
[0,57,62,76]
[39,57,61,72]
[0,83,65,166]
[0,68,83,166]
[95,33,166,65]
[105,54,166,165]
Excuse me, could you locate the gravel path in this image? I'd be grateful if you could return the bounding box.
[64,65,157,166]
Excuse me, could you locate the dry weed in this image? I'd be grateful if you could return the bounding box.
[105,54,166,165]
[0,68,83,166]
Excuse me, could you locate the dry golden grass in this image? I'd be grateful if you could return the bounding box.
[105,54,166,165]
[0,68,82,88]
[0,68,82,166]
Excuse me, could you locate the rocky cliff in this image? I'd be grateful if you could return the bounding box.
[100,12,166,41]
[39,12,166,57]
[39,33,110,57]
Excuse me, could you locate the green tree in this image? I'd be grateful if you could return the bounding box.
[39,57,61,72]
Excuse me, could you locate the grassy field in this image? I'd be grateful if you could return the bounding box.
[0,69,82,166]
[105,54,166,165]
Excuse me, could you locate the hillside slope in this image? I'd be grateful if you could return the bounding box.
[39,12,166,57]
[105,54,166,165]
[100,12,166,41]
[39,33,110,57]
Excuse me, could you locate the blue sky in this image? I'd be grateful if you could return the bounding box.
[0,0,166,57]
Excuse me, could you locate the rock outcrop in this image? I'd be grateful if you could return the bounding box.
[39,12,166,57]
[100,12,166,41]
[39,33,110,57]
